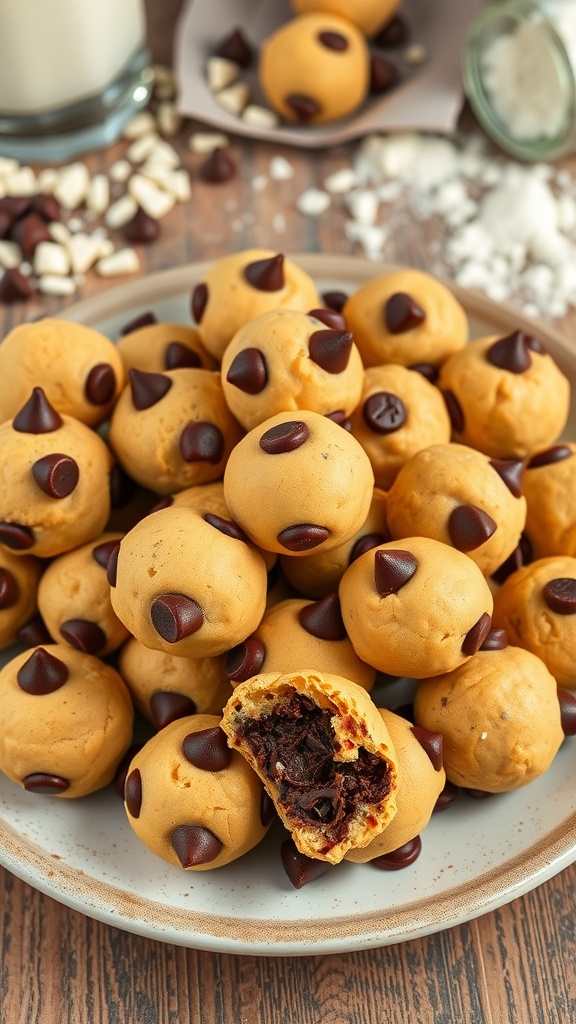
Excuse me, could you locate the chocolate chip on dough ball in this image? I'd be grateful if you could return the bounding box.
[339,536,494,678]
[116,321,216,375]
[522,444,576,559]
[191,250,319,363]
[0,644,133,797]
[291,0,400,37]
[223,410,374,556]
[0,548,42,650]
[124,715,271,870]
[259,14,370,125]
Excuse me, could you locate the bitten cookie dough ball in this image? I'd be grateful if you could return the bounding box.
[339,536,494,678]
[221,670,398,864]
[124,715,271,870]
[0,388,113,559]
[37,534,128,657]
[343,269,468,369]
[291,0,399,37]
[221,308,364,432]
[346,709,445,862]
[413,635,564,792]
[0,318,124,427]
[0,645,133,797]
[259,14,370,125]
[116,321,216,375]
[0,549,42,650]
[386,444,527,577]
[439,330,570,459]
[223,410,374,556]
[492,556,576,689]
[119,638,232,729]
[225,594,376,692]
[349,365,451,489]
[110,505,268,658]
[108,368,243,495]
[191,250,319,362]
[522,444,576,558]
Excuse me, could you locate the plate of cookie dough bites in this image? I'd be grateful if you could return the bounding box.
[1,253,576,956]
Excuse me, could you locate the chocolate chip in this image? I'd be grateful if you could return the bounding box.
[180,422,224,464]
[325,410,352,431]
[527,445,573,469]
[32,454,79,499]
[13,387,62,434]
[0,196,31,220]
[370,54,400,94]
[244,253,285,291]
[487,330,535,373]
[309,329,353,374]
[106,543,120,587]
[17,647,69,694]
[150,593,204,643]
[480,628,508,651]
[171,824,223,867]
[84,363,116,406]
[363,392,406,434]
[120,311,158,335]
[125,768,143,817]
[23,773,70,794]
[409,362,439,384]
[129,368,172,410]
[491,534,532,585]
[92,538,122,570]
[370,835,422,870]
[199,147,236,184]
[277,524,331,551]
[0,567,19,609]
[350,532,387,563]
[558,689,576,736]
[0,522,34,550]
[123,206,161,244]
[182,726,231,772]
[464,788,494,800]
[214,26,253,66]
[204,512,248,541]
[16,615,51,647]
[308,307,347,330]
[543,578,576,614]
[164,341,202,370]
[321,290,348,313]
[30,194,60,223]
[225,636,266,682]
[0,267,34,302]
[374,14,409,47]
[299,593,346,641]
[410,726,443,770]
[384,292,426,333]
[280,838,333,888]
[59,618,106,655]
[226,347,268,394]
[442,389,465,433]
[462,612,492,656]
[114,744,143,798]
[259,420,309,454]
[149,691,197,729]
[433,780,458,812]
[191,282,208,323]
[0,209,12,239]
[317,30,348,51]
[149,496,173,514]
[489,458,524,498]
[10,212,51,260]
[109,464,136,509]
[374,549,418,596]
[448,505,497,551]
[285,94,320,122]
[261,789,275,826]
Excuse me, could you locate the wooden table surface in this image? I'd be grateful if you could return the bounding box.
[2,4,576,1023]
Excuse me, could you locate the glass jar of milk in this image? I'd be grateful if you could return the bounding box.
[464,1,576,161]
[0,0,152,162]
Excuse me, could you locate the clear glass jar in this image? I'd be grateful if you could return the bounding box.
[464,1,576,161]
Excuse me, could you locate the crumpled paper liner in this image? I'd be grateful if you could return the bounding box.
[174,0,483,148]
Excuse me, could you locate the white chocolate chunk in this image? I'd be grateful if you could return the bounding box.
[126,132,160,164]
[5,166,37,196]
[47,221,71,245]
[110,159,132,183]
[141,163,190,201]
[241,104,278,129]
[0,240,22,269]
[214,81,249,116]
[104,194,138,229]
[206,57,240,92]
[146,139,180,168]
[324,167,357,194]
[296,188,331,216]
[38,274,76,296]
[96,248,140,276]
[34,241,70,276]
[128,174,174,218]
[123,111,157,139]
[269,155,294,181]
[37,168,60,194]
[156,102,182,137]
[86,174,110,215]
[54,163,90,209]
[188,131,229,154]
[0,157,19,180]
[66,233,103,274]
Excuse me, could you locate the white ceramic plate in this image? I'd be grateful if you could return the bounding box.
[1,255,576,956]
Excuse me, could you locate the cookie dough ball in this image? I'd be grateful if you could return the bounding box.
[259,14,370,125]
[346,709,445,862]
[343,269,468,369]
[37,534,128,657]
[108,368,243,495]
[492,556,576,689]
[221,670,398,864]
[124,715,270,870]
[339,536,494,678]
[192,250,319,363]
[0,388,113,559]
[116,321,216,375]
[109,505,268,658]
[413,636,564,792]
[225,594,376,692]
[223,410,374,556]
[291,0,399,37]
[386,444,527,577]
[0,549,42,650]
[522,444,576,558]
[439,330,570,459]
[119,637,232,728]
[221,308,364,432]
[0,644,133,797]
[0,318,124,428]
[350,365,452,489]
